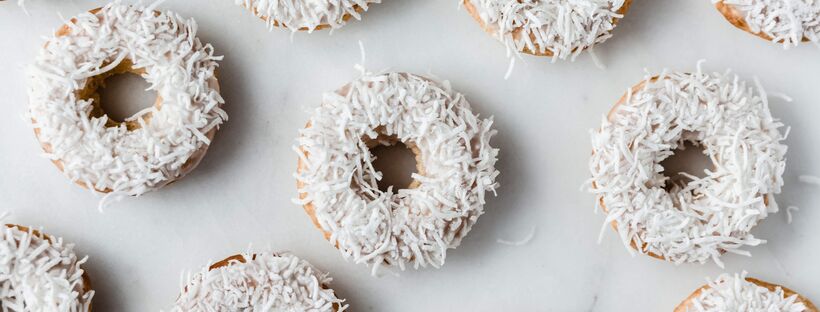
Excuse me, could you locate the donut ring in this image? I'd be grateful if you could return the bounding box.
[28,2,227,195]
[463,0,633,59]
[714,0,820,47]
[588,63,787,265]
[172,252,345,311]
[295,72,499,274]
[0,224,94,311]
[234,0,381,32]
[675,272,818,312]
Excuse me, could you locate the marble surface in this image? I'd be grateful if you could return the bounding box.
[1,0,819,311]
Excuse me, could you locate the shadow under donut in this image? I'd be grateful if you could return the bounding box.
[166,31,252,196]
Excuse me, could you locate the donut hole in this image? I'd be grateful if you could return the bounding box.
[659,139,712,192]
[98,73,154,123]
[81,60,158,131]
[369,141,420,193]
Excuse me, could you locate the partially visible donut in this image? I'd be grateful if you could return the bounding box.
[674,272,817,312]
[234,0,381,32]
[588,63,788,265]
[462,0,633,59]
[713,0,820,47]
[295,72,499,274]
[0,224,94,311]
[28,2,227,196]
[171,252,346,311]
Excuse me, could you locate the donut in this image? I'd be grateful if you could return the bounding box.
[0,224,94,311]
[713,0,820,47]
[675,272,817,312]
[588,63,788,265]
[234,0,381,32]
[295,72,499,274]
[462,0,633,59]
[172,252,346,311]
[28,2,227,196]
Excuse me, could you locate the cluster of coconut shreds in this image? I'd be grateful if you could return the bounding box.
[716,0,820,48]
[28,1,226,196]
[588,63,787,266]
[234,0,381,31]
[467,0,627,60]
[295,72,499,275]
[171,253,345,311]
[689,272,806,312]
[0,225,93,311]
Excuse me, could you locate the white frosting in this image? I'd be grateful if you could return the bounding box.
[588,63,787,266]
[466,0,628,60]
[28,1,227,196]
[295,72,499,274]
[687,272,807,312]
[0,224,93,311]
[234,0,381,32]
[172,253,345,312]
[715,0,820,48]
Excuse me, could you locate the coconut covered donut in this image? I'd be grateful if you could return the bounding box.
[28,2,226,197]
[172,252,346,311]
[0,223,94,311]
[234,0,381,32]
[588,63,788,265]
[713,0,820,48]
[295,72,499,274]
[674,272,817,312]
[462,0,633,60]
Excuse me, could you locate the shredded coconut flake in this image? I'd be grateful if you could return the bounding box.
[497,226,536,246]
[0,222,94,311]
[295,72,500,274]
[715,0,820,48]
[465,0,629,61]
[786,205,799,224]
[234,0,381,32]
[172,252,345,311]
[685,272,808,312]
[588,63,788,265]
[798,175,820,186]
[27,2,227,197]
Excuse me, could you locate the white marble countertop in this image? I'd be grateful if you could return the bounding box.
[1,0,819,311]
